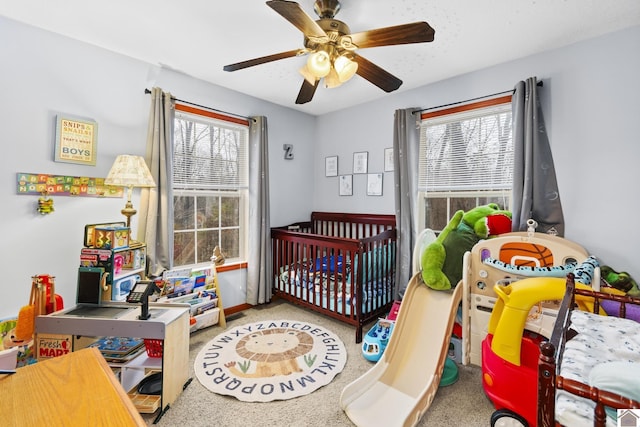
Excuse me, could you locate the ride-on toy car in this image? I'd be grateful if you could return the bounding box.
[482,277,596,426]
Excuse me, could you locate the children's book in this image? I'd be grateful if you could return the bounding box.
[89,337,144,355]
[101,346,145,363]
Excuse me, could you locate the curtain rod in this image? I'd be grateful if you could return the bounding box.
[144,88,251,121]
[412,80,543,115]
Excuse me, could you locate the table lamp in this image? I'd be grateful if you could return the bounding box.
[104,154,156,228]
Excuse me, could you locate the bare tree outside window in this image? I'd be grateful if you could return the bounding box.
[172,111,248,267]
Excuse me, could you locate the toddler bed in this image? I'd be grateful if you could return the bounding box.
[271,212,396,343]
[538,273,640,427]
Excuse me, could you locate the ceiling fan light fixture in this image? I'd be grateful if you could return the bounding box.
[324,68,341,88]
[226,0,435,104]
[299,64,318,85]
[334,54,358,82]
[307,50,331,78]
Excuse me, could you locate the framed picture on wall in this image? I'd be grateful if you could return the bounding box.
[353,151,368,174]
[54,114,98,166]
[384,147,394,172]
[325,156,338,177]
[367,173,383,196]
[339,174,353,196]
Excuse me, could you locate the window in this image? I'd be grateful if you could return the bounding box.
[418,95,513,231]
[172,104,249,268]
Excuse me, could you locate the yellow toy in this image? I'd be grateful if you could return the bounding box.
[487,276,603,366]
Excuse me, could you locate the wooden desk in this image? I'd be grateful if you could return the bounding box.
[0,347,146,426]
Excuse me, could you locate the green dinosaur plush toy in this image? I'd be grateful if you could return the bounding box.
[601,265,640,297]
[421,203,512,290]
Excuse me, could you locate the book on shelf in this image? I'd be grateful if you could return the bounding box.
[89,337,144,355]
[102,346,146,364]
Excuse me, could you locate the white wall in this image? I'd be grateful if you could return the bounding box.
[314,25,640,284]
[2,16,639,319]
[0,17,316,319]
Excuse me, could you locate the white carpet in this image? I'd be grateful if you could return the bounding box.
[194,319,347,402]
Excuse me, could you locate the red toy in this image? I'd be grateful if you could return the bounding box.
[482,277,565,427]
[34,274,63,314]
[481,277,596,426]
[482,330,544,426]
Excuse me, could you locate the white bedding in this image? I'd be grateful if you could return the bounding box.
[556,310,640,427]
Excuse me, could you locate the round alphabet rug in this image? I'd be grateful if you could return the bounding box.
[194,320,347,402]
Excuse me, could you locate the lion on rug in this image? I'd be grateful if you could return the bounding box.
[225,328,315,377]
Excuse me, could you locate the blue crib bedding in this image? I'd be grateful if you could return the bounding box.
[276,276,390,315]
[275,246,395,314]
[277,265,391,315]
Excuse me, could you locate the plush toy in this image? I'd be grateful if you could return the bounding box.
[572,256,599,285]
[421,204,512,290]
[601,265,640,297]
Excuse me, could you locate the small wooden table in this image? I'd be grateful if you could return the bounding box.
[0,347,146,426]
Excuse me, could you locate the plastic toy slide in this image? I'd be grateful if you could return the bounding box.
[340,273,463,427]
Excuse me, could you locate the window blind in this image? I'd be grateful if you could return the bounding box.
[418,101,513,192]
[174,105,248,191]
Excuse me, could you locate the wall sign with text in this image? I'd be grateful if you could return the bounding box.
[54,114,98,166]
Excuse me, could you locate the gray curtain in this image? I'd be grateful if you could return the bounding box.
[511,77,565,236]
[138,87,175,276]
[246,116,272,305]
[393,108,421,298]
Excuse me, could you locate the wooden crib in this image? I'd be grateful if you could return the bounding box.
[271,212,397,343]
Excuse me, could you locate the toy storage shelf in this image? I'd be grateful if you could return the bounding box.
[121,356,163,414]
[155,263,226,332]
[113,266,145,282]
[35,303,190,421]
[80,242,147,297]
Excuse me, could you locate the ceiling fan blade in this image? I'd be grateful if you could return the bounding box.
[353,54,402,93]
[296,79,319,104]
[266,0,328,41]
[223,49,302,72]
[348,22,435,49]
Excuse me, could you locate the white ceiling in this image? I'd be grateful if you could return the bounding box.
[2,0,640,116]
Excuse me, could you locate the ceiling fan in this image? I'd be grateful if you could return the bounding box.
[223,0,435,104]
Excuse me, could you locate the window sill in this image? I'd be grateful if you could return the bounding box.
[216,261,247,273]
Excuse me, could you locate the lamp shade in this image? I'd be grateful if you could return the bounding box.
[324,68,341,89]
[104,155,156,188]
[306,50,331,78]
[334,55,358,83]
[299,65,318,85]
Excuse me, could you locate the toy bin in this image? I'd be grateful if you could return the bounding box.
[143,339,163,358]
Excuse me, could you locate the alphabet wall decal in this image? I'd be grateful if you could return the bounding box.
[16,172,123,198]
[283,144,294,160]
